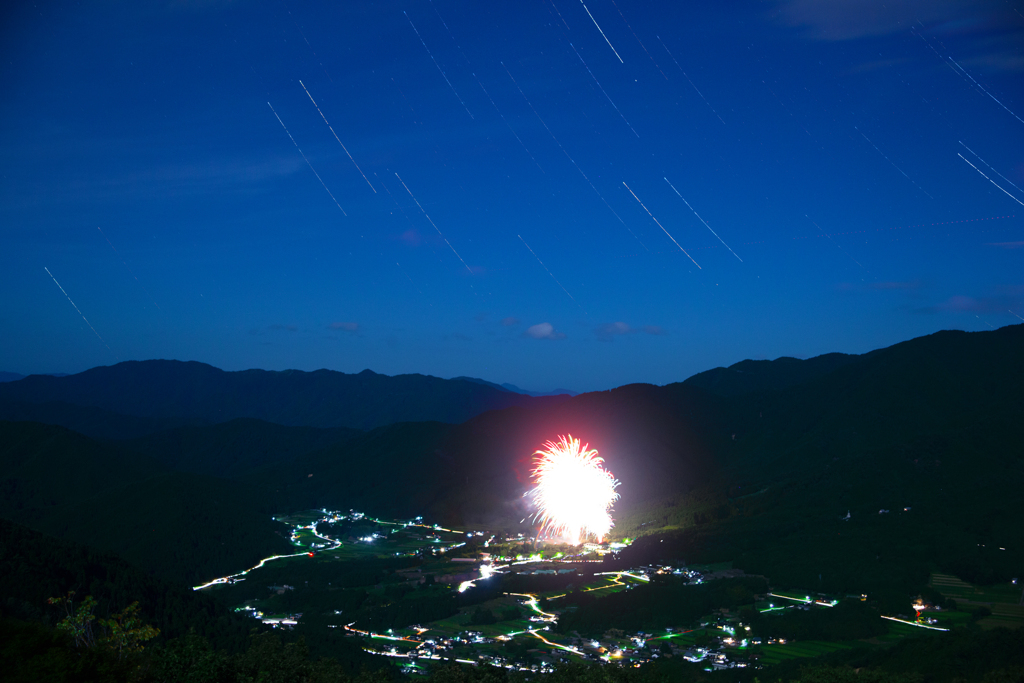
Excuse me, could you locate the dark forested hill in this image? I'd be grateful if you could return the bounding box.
[119,418,361,478]
[0,421,167,522]
[0,360,566,431]
[0,518,254,649]
[0,421,293,584]
[0,400,201,440]
[681,351,861,396]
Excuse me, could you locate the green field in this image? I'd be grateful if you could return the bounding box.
[757,640,858,665]
[931,573,1024,629]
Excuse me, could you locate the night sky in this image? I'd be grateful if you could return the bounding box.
[2,1,1022,392]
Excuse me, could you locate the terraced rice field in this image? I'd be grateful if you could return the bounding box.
[931,573,1024,629]
[757,640,858,665]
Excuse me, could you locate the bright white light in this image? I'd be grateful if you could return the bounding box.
[529,435,620,544]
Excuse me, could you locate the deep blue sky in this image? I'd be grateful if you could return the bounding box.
[2,0,1021,391]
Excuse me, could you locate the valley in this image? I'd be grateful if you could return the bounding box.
[192,507,1021,678]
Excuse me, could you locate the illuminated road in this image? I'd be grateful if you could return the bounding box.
[193,514,343,591]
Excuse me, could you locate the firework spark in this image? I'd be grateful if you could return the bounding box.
[529,435,620,544]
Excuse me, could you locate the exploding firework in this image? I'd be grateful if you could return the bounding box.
[529,435,620,545]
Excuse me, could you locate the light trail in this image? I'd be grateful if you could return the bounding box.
[579,0,623,63]
[647,628,696,641]
[508,593,558,622]
[427,0,473,68]
[881,615,949,631]
[529,629,585,656]
[193,514,342,590]
[855,127,933,199]
[806,216,866,270]
[948,58,1024,126]
[345,625,419,643]
[502,62,647,250]
[569,43,638,137]
[393,172,474,274]
[518,235,584,311]
[267,102,347,215]
[767,592,836,607]
[193,551,310,590]
[299,81,375,193]
[473,73,544,172]
[609,0,667,79]
[547,570,648,597]
[44,267,116,358]
[958,153,1024,206]
[97,227,160,310]
[395,262,424,295]
[548,0,572,31]
[664,178,742,262]
[657,36,724,124]
[405,12,474,119]
[622,182,701,268]
[959,142,1024,195]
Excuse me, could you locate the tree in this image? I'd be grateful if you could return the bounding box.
[47,592,159,659]
[47,592,98,649]
[100,602,160,660]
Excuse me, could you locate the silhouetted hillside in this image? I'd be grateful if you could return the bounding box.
[454,376,578,397]
[0,400,201,440]
[39,472,294,584]
[0,421,167,523]
[119,418,361,478]
[248,380,729,526]
[0,421,293,584]
[246,421,455,519]
[0,518,255,649]
[682,351,860,396]
[0,360,566,430]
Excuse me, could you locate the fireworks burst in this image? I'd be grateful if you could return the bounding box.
[529,435,620,545]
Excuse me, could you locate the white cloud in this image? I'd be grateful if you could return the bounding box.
[525,322,566,340]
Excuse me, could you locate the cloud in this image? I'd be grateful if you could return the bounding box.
[593,322,667,341]
[986,241,1024,249]
[268,324,298,332]
[501,317,520,327]
[327,322,359,333]
[524,322,566,340]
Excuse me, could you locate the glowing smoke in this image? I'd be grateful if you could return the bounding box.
[529,435,620,544]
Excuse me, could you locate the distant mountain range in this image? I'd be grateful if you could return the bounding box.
[0,361,567,436]
[0,371,67,383]
[453,376,578,397]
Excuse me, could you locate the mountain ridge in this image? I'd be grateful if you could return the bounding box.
[0,360,566,431]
